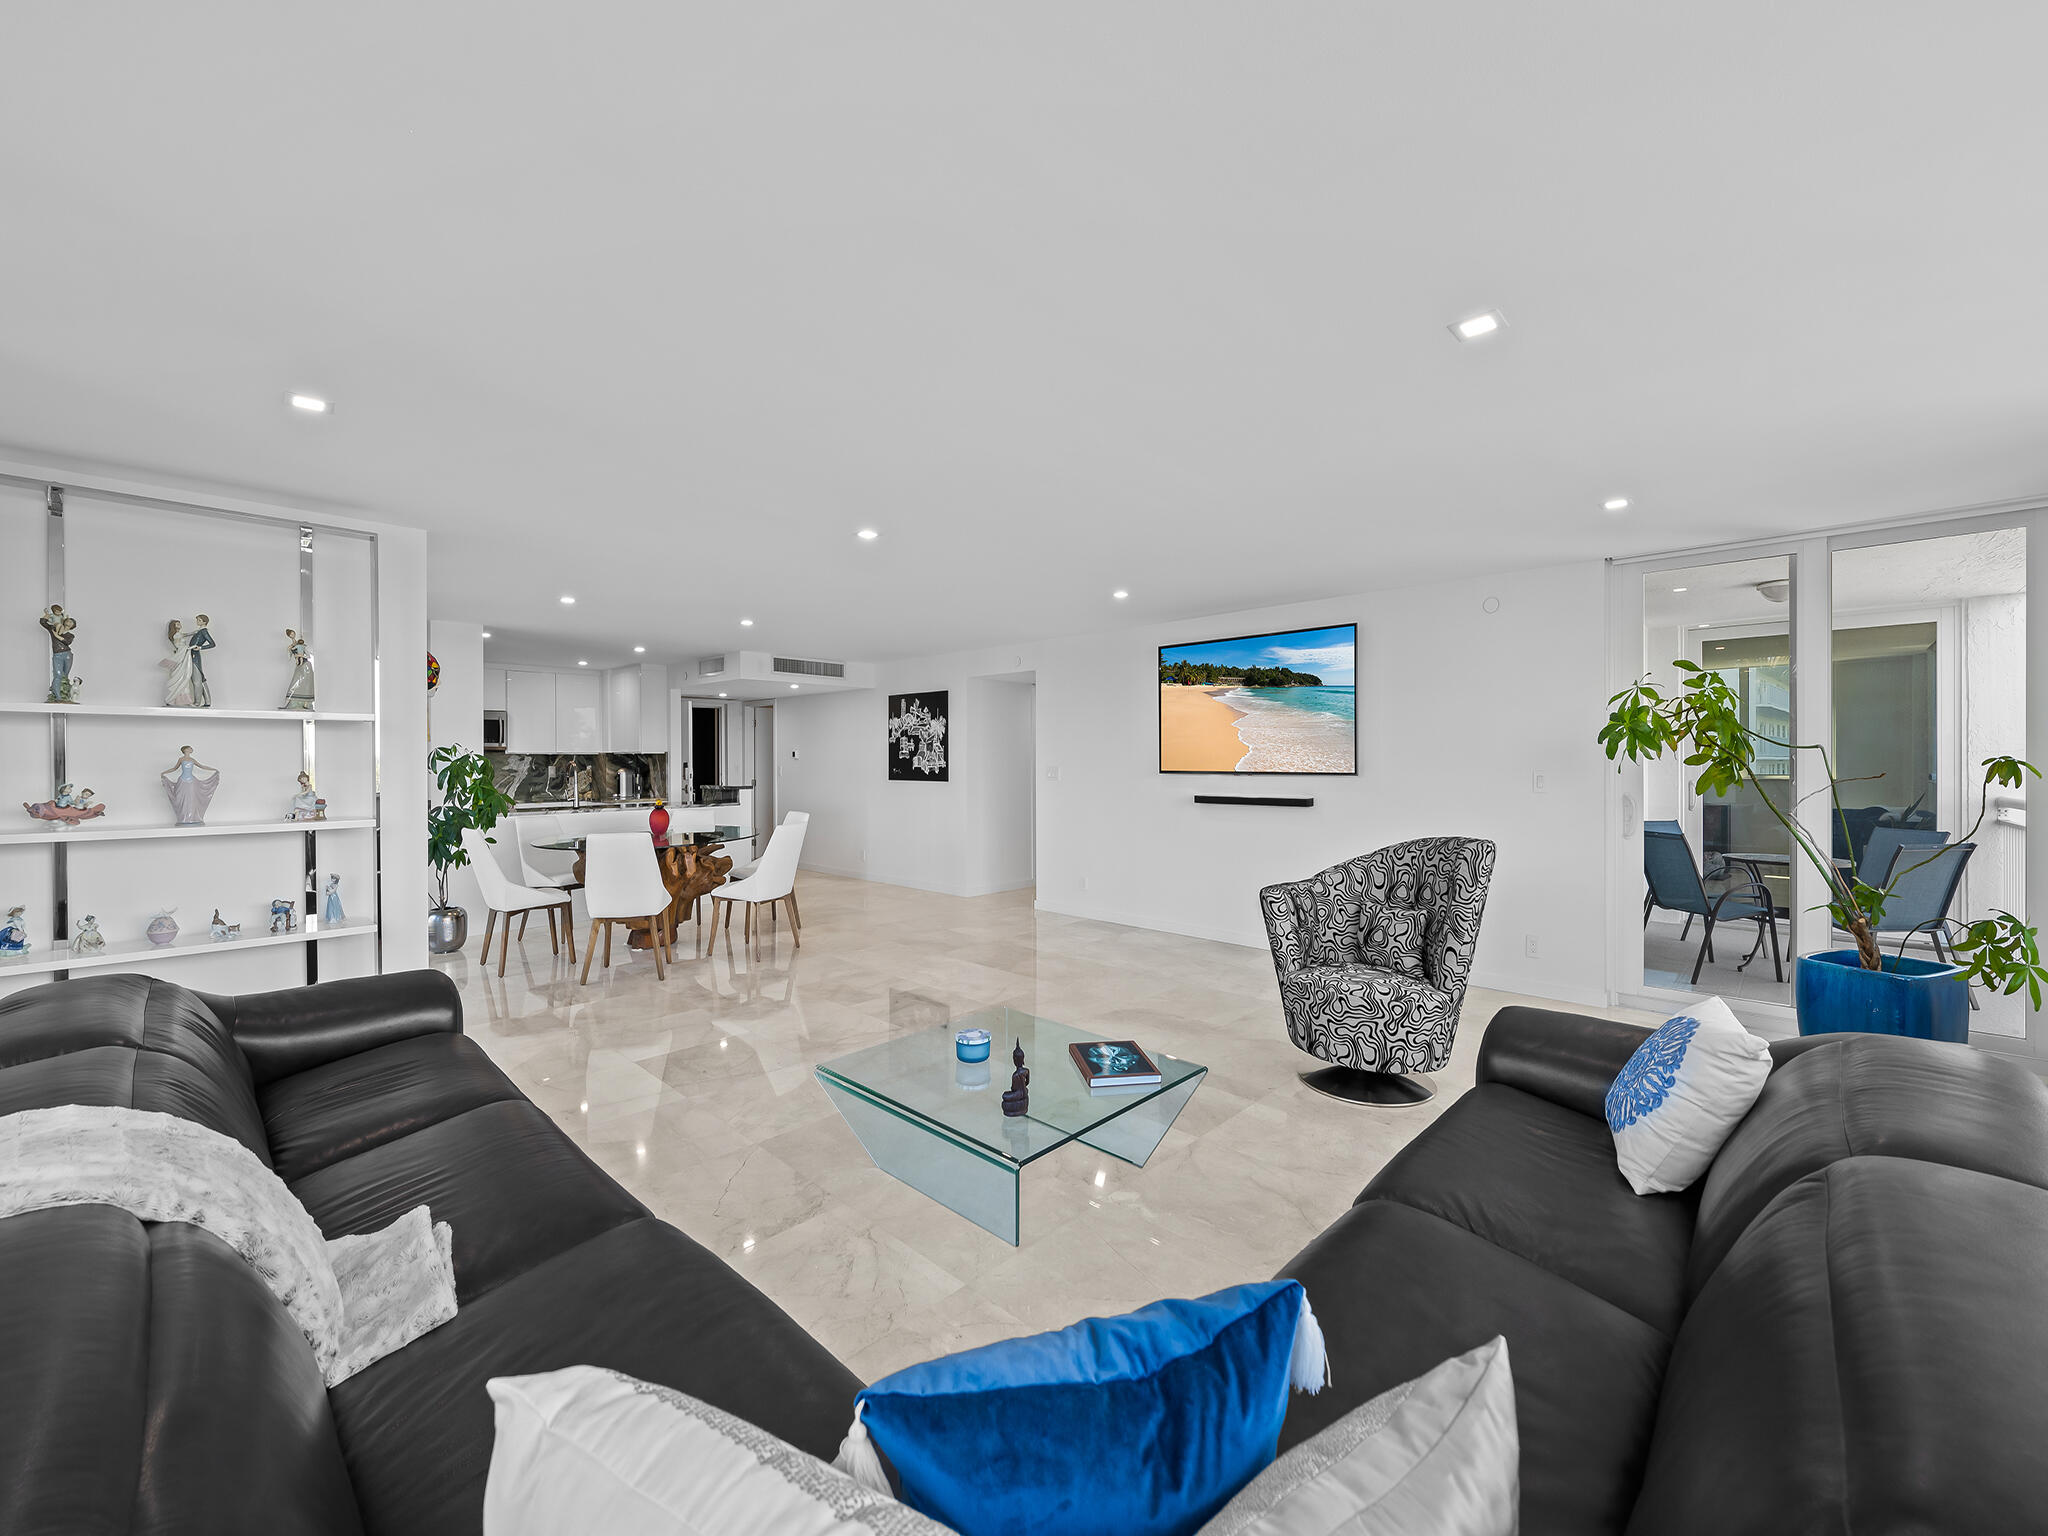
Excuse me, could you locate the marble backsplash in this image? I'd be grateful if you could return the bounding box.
[491,752,667,804]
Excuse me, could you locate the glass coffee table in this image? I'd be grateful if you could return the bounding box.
[816,1006,1207,1245]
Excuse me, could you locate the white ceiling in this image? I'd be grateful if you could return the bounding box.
[6,7,2048,670]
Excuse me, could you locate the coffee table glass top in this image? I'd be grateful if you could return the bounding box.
[815,1005,1206,1168]
[533,826,744,850]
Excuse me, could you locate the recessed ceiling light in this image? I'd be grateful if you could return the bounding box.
[717,692,727,698]
[559,595,575,605]
[481,630,492,638]
[577,659,588,667]
[856,529,879,541]
[1603,497,1631,512]
[1670,587,1687,594]
[740,618,754,627]
[1448,311,1505,341]
[789,683,799,690]
[633,646,645,653]
[1112,590,1129,600]
[289,394,329,413]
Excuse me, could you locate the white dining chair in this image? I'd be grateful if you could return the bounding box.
[724,810,807,883]
[513,813,578,892]
[708,814,809,949]
[463,827,577,977]
[580,832,675,983]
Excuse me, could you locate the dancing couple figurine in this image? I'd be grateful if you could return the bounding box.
[162,615,217,708]
[282,628,315,711]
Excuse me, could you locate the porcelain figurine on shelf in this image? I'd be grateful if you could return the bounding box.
[161,615,216,708]
[287,771,327,822]
[322,874,345,925]
[23,784,107,827]
[146,909,179,947]
[269,899,299,935]
[161,747,220,827]
[0,906,28,955]
[210,909,241,943]
[282,628,315,711]
[70,916,106,956]
[39,605,80,704]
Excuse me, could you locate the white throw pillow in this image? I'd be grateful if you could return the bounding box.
[483,1366,959,1536]
[1199,1337,1518,1536]
[1605,995,1771,1195]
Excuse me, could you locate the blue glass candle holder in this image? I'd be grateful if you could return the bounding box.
[955,1027,991,1063]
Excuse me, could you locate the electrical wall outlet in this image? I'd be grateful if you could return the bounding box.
[1525,934,1539,958]
[1532,771,1547,793]
[1045,765,1061,781]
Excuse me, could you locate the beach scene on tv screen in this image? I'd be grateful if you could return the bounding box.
[1159,624,1356,773]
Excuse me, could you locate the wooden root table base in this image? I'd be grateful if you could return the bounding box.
[625,842,733,950]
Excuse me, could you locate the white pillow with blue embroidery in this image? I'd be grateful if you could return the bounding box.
[1605,995,1771,1196]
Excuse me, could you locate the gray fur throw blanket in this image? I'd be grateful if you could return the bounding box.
[0,1104,455,1385]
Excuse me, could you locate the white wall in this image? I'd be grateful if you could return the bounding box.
[776,660,1040,899]
[1031,562,1610,1004]
[779,560,1613,1006]
[429,619,487,919]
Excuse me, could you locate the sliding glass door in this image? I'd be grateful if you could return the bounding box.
[1636,556,1794,1006]
[1611,511,2044,1060]
[1832,527,2028,1042]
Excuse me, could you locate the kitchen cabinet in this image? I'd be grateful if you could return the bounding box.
[606,668,639,753]
[556,671,604,752]
[481,667,508,712]
[603,663,670,752]
[505,670,556,753]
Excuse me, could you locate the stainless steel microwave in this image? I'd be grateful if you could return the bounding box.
[482,711,508,751]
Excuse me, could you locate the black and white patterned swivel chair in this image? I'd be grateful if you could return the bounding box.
[1259,836,1497,1105]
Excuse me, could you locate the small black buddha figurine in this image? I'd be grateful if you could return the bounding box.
[1000,1037,1030,1118]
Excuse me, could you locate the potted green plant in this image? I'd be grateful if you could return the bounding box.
[427,744,515,954]
[1601,662,2048,1037]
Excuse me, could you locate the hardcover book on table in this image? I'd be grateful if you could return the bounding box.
[1068,1040,1163,1088]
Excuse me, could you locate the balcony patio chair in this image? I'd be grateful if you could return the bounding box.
[1869,840,1979,1010]
[1643,824,1782,985]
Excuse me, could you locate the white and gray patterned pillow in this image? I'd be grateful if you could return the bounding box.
[1361,902,1430,980]
[484,1366,959,1536]
[1198,1337,1518,1536]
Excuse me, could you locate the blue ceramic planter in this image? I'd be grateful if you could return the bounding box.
[1794,950,1969,1043]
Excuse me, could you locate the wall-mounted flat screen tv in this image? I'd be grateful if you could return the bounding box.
[1159,623,1356,774]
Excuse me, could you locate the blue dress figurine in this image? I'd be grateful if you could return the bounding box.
[322,874,345,925]
[0,906,27,955]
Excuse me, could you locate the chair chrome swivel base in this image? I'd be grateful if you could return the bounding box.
[1299,1065,1435,1107]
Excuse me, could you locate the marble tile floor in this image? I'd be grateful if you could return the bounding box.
[437,873,1656,1381]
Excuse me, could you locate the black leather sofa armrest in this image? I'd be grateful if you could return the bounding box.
[199,970,462,1087]
[1476,1005,1653,1120]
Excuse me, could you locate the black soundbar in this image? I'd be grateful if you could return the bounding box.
[1193,794,1315,807]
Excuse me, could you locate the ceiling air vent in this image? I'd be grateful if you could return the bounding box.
[695,655,728,676]
[773,656,845,679]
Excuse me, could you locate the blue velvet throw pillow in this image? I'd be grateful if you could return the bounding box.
[834,1279,1328,1536]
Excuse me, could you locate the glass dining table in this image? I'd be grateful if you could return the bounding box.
[533,826,747,950]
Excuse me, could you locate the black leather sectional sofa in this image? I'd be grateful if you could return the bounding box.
[1,975,2042,1534]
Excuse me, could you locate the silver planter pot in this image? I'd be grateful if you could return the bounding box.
[427,906,468,954]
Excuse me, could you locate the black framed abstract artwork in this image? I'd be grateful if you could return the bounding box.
[887,691,950,781]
